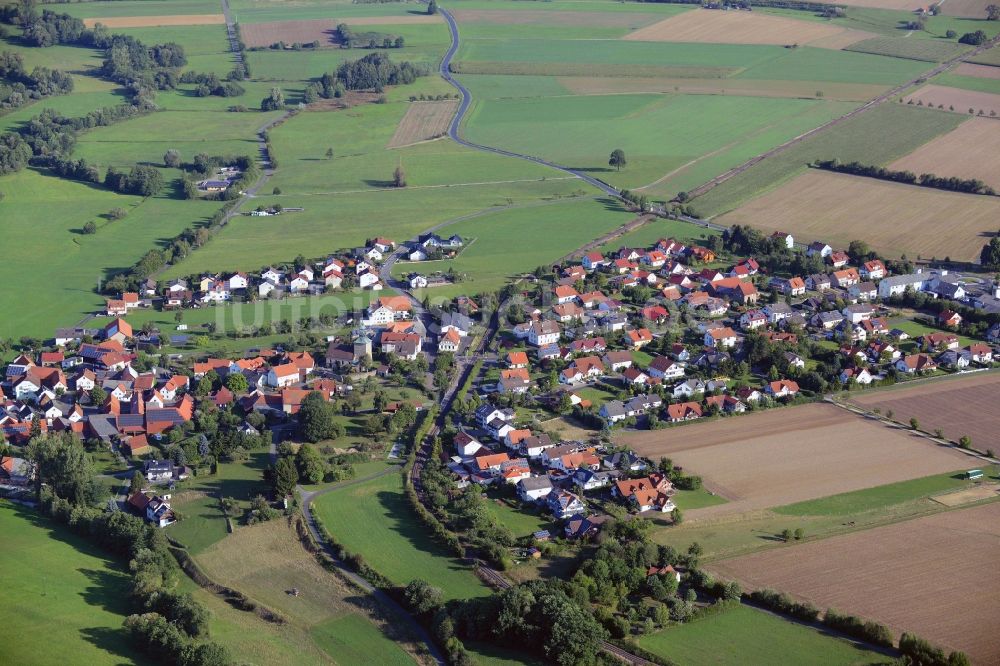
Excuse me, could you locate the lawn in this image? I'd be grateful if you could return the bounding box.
[887,317,980,349]
[483,494,553,539]
[637,603,885,666]
[312,470,490,600]
[674,487,729,511]
[692,103,966,217]
[0,502,144,666]
[773,467,999,517]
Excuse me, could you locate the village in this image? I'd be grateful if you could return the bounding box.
[4,220,998,544]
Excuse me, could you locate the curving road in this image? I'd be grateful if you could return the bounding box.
[436,7,622,200]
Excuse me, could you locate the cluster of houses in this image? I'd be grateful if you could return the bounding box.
[446,405,675,530]
[107,238,399,314]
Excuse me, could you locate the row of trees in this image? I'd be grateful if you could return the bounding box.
[814,159,995,196]
[179,71,245,98]
[0,50,73,110]
[27,433,229,665]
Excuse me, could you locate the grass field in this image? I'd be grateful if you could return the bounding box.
[196,518,422,663]
[0,502,143,666]
[709,502,1000,663]
[716,169,1000,262]
[312,471,489,600]
[889,116,1000,190]
[462,92,853,190]
[691,104,966,217]
[637,603,884,666]
[400,197,635,299]
[844,36,971,62]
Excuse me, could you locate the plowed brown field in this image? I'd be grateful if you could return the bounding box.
[849,372,1000,450]
[619,403,973,517]
[709,502,1000,664]
[241,16,441,48]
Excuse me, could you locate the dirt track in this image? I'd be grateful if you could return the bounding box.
[620,403,973,516]
[709,502,1000,664]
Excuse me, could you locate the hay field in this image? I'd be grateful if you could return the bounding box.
[82,14,224,28]
[623,9,874,48]
[708,502,1000,663]
[387,100,458,148]
[904,84,1000,116]
[889,117,1000,190]
[619,403,973,516]
[954,62,1000,79]
[196,518,425,663]
[716,170,1000,262]
[241,16,440,48]
[848,372,1000,450]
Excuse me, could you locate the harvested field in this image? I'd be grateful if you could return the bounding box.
[622,9,874,48]
[387,100,458,148]
[889,117,1000,190]
[708,502,1000,663]
[240,16,440,48]
[557,76,886,101]
[619,403,974,517]
[903,84,1000,116]
[849,372,1000,450]
[954,62,1000,79]
[716,170,1000,262]
[450,9,660,28]
[813,0,935,8]
[82,14,224,28]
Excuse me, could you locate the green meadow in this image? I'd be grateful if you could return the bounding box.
[312,471,489,600]
[0,502,143,666]
[637,603,885,666]
[310,614,415,666]
[692,103,967,217]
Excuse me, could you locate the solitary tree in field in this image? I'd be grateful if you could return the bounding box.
[393,163,406,188]
[325,147,334,160]
[609,148,627,171]
[427,0,438,15]
[987,3,1000,20]
[163,149,181,168]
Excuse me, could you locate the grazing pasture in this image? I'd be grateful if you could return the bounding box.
[82,14,225,28]
[619,403,974,517]
[0,503,143,666]
[623,9,871,48]
[708,502,1000,664]
[717,169,1000,261]
[196,519,422,663]
[240,16,441,48]
[889,117,1000,190]
[848,372,1000,450]
[637,603,884,666]
[387,100,459,148]
[312,471,489,600]
[903,84,1000,115]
